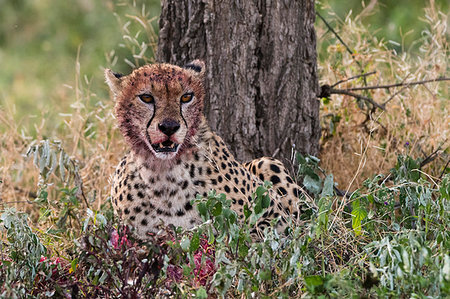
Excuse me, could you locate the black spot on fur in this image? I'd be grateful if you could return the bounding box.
[189,164,196,178]
[184,63,202,72]
[176,210,185,217]
[286,176,293,183]
[181,180,189,190]
[137,191,144,198]
[127,194,133,201]
[141,219,148,226]
[193,180,206,187]
[224,185,230,193]
[270,175,281,184]
[278,187,287,196]
[124,208,130,215]
[166,176,176,183]
[184,201,193,211]
[270,164,281,173]
[134,206,142,213]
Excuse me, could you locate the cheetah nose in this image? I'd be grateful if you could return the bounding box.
[158,119,180,136]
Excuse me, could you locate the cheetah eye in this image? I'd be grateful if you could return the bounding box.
[138,94,154,104]
[180,93,193,104]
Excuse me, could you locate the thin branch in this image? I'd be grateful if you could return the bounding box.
[13,187,38,199]
[383,85,409,105]
[439,159,450,180]
[420,146,443,169]
[316,12,356,59]
[331,71,377,88]
[328,88,386,110]
[346,77,449,91]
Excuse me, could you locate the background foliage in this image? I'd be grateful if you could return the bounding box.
[0,0,449,297]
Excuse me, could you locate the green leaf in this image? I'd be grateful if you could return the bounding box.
[238,242,249,258]
[180,236,190,252]
[212,201,223,216]
[258,269,272,281]
[303,175,321,194]
[321,174,334,198]
[304,275,324,292]
[351,200,368,236]
[243,204,251,219]
[190,232,200,252]
[261,195,270,209]
[196,287,208,299]
[197,202,207,217]
[98,271,108,284]
[255,185,267,199]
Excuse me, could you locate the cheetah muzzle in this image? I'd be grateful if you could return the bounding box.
[105,60,306,239]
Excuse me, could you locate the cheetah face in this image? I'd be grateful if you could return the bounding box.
[105,60,206,160]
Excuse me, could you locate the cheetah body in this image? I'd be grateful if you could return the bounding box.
[106,61,303,239]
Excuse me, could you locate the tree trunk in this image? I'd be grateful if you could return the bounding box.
[157,0,320,164]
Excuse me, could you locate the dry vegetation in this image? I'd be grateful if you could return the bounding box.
[318,3,448,189]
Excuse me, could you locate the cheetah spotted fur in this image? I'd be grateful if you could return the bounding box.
[105,60,306,239]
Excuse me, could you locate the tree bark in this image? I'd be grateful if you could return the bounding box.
[157,0,320,164]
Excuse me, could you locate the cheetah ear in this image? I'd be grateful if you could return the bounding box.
[183,59,205,78]
[105,69,124,97]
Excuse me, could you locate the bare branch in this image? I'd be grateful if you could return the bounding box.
[346,77,449,91]
[331,71,377,88]
[328,88,386,110]
[316,12,356,60]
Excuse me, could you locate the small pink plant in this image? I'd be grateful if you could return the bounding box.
[110,226,132,250]
[192,237,216,286]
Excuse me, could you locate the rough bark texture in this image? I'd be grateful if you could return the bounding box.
[157,0,319,164]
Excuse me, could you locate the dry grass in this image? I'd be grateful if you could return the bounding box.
[317,2,448,189]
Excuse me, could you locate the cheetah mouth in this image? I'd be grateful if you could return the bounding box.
[151,140,179,153]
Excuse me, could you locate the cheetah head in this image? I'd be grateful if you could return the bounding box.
[105,60,206,160]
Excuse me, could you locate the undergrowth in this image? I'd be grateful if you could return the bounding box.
[0,0,449,298]
[0,150,448,297]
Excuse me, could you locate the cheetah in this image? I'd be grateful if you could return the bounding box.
[105,60,307,239]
